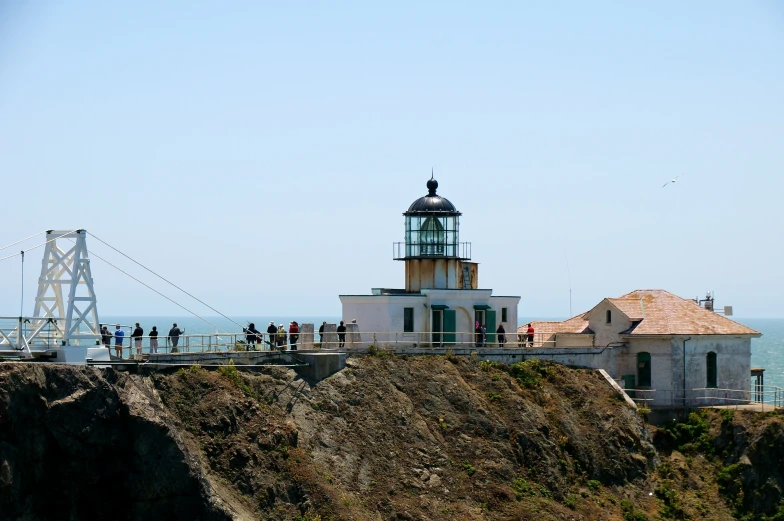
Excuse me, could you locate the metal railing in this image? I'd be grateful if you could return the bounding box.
[1,324,607,359]
[392,242,472,260]
[0,317,67,354]
[359,330,560,348]
[620,386,784,409]
[94,330,564,359]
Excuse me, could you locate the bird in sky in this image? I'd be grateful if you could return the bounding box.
[662,175,682,188]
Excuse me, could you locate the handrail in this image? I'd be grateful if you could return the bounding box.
[617,386,784,409]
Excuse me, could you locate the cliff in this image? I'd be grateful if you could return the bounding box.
[0,355,781,520]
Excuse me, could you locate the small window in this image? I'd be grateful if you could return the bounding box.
[403,308,414,332]
[501,307,508,322]
[707,352,717,388]
[606,310,612,324]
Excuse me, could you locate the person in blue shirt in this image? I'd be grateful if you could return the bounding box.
[114,325,125,358]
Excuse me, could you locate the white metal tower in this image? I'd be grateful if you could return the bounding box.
[32,229,100,346]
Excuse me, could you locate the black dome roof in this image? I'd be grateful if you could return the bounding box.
[405,177,460,215]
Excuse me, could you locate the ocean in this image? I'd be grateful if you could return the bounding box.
[102,315,784,389]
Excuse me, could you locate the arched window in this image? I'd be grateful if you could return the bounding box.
[606,309,612,324]
[420,217,445,255]
[637,352,651,387]
[707,352,717,388]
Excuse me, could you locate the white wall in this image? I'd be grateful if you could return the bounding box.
[340,290,520,348]
[340,295,427,346]
[619,335,752,406]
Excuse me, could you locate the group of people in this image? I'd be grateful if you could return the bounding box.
[318,320,348,348]
[100,323,185,357]
[244,320,350,350]
[243,321,301,350]
[474,322,535,347]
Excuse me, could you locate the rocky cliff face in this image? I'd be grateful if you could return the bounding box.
[1,356,775,520]
[0,364,233,520]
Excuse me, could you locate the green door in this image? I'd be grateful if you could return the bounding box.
[443,310,456,345]
[622,374,636,398]
[485,310,496,345]
[432,310,442,346]
[637,352,651,387]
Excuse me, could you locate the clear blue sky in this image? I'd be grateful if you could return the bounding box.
[1,1,783,319]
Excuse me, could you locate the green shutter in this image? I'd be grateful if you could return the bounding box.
[485,310,496,345]
[444,310,456,345]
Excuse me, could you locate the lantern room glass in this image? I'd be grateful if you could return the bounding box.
[405,214,460,257]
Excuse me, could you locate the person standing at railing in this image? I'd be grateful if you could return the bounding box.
[244,323,260,350]
[337,320,346,348]
[276,324,286,349]
[319,321,326,346]
[526,323,535,348]
[475,321,482,347]
[114,325,125,358]
[169,323,184,353]
[149,326,159,353]
[481,324,487,347]
[131,323,144,355]
[266,322,276,350]
[289,321,299,350]
[497,323,506,347]
[101,326,112,349]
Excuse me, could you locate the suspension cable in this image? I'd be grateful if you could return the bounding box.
[0,229,79,263]
[74,242,228,333]
[0,231,44,252]
[86,232,245,330]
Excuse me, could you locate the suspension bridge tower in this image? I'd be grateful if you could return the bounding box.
[32,229,101,346]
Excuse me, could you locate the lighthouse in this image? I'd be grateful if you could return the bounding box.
[396,175,474,292]
[340,175,520,347]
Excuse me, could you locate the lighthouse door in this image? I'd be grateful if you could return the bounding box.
[431,310,443,346]
[443,310,456,345]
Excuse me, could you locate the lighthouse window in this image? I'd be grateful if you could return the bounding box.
[606,310,612,324]
[420,217,445,255]
[403,308,414,332]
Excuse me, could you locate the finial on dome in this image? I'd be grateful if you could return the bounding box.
[426,170,438,196]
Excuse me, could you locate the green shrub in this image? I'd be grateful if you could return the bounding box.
[620,499,649,521]
[217,360,256,398]
[508,359,555,388]
[511,478,535,500]
[480,359,501,372]
[487,391,502,402]
[655,480,685,519]
[587,480,600,492]
[463,463,477,477]
[659,410,713,454]
[368,345,394,359]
